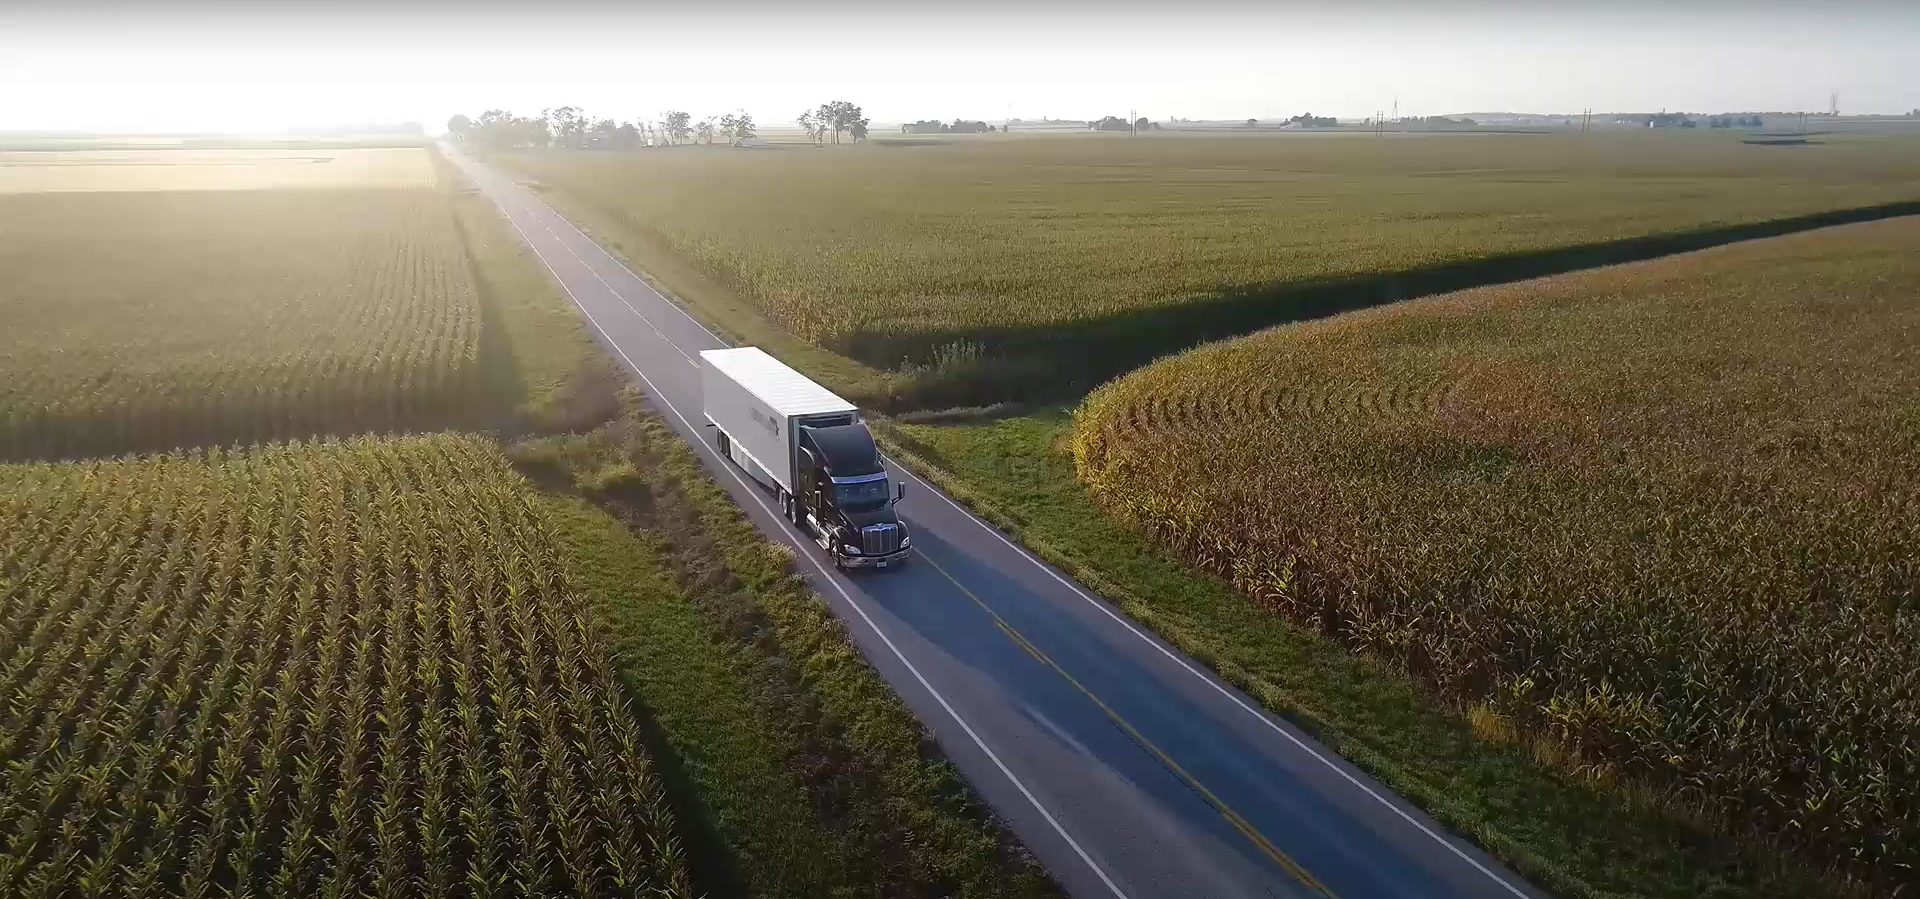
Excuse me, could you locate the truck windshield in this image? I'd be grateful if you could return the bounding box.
[833,478,891,513]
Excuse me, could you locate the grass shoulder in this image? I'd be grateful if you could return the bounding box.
[451,150,1058,897]
[514,398,1059,899]
[874,411,1844,899]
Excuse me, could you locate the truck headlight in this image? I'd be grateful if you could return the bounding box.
[841,544,862,555]
[900,535,911,548]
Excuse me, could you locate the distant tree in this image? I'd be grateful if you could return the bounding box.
[695,116,716,144]
[1089,116,1131,131]
[719,111,756,143]
[811,100,867,144]
[663,110,692,144]
[1286,112,1337,127]
[588,118,620,148]
[798,109,824,145]
[469,109,551,148]
[545,106,588,148]
[1133,116,1150,131]
[1244,118,1258,128]
[447,114,473,140]
[617,122,642,148]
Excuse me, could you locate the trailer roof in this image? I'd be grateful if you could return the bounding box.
[700,347,857,417]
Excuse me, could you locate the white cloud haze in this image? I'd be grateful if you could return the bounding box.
[3,1,1917,133]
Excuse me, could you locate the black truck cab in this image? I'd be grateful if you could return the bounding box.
[795,423,910,569]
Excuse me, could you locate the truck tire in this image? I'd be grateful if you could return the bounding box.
[717,430,730,456]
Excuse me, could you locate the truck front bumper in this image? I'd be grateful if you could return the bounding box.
[836,548,911,570]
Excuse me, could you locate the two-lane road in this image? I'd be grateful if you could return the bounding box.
[447,147,1544,899]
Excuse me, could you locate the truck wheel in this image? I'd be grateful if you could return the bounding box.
[717,430,730,455]
[780,491,795,523]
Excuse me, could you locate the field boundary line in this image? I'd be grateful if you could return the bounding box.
[485,173,1131,899]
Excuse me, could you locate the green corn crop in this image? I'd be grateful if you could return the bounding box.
[0,435,694,897]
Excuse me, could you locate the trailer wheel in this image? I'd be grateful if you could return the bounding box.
[780,490,795,523]
[716,430,730,456]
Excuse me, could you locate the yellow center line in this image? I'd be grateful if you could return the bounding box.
[915,551,1337,898]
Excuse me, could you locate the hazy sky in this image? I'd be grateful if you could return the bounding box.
[4,1,1917,133]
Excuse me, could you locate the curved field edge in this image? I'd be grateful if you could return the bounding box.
[875,415,1845,899]
[489,134,1920,410]
[1069,217,1920,892]
[476,140,1892,896]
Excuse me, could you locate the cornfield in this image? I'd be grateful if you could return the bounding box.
[0,434,694,898]
[0,186,485,461]
[1072,218,1920,883]
[501,133,1920,368]
[0,147,439,194]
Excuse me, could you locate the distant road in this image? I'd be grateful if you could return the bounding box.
[446,146,1546,899]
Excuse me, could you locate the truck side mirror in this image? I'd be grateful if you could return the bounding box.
[894,482,907,504]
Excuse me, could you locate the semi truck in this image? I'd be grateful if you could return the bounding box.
[700,347,911,570]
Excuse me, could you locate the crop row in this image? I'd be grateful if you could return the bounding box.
[500,134,1920,368]
[0,435,693,897]
[0,188,487,461]
[1072,218,1920,883]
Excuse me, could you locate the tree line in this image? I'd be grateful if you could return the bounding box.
[448,100,881,149]
[795,101,870,144]
[447,107,759,149]
[902,119,998,134]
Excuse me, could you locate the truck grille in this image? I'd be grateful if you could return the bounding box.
[861,524,901,556]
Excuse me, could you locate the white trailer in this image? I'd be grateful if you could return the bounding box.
[700,347,911,569]
[700,347,858,495]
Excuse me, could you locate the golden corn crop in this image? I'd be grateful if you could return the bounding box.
[1073,217,1920,883]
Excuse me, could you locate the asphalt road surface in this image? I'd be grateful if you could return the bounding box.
[447,146,1546,899]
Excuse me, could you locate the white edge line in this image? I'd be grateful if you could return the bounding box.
[533,196,732,345]
[889,465,1535,899]
[471,150,1526,897]
[520,208,696,365]
[489,186,1132,899]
